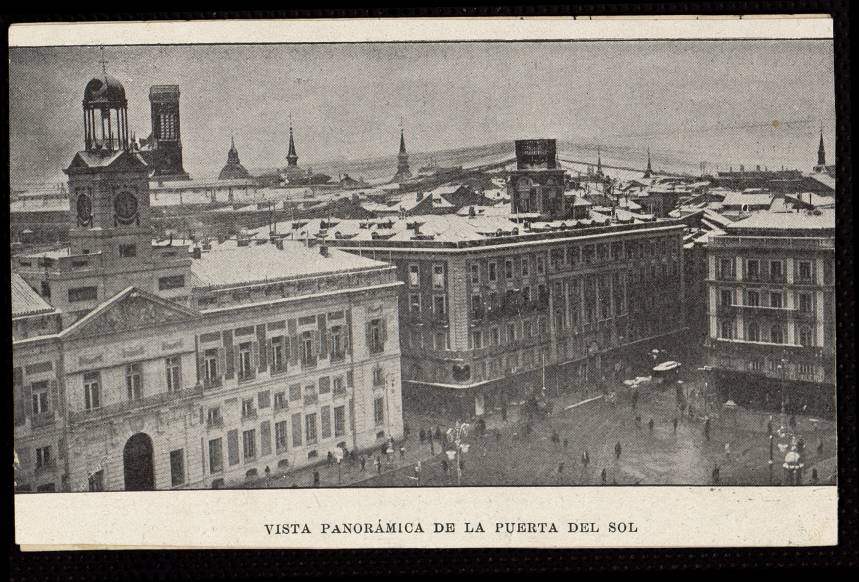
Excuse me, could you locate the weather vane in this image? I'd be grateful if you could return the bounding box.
[98,46,108,75]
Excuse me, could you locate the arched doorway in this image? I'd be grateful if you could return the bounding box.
[123,433,155,491]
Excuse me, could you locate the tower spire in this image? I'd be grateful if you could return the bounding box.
[286,115,299,167]
[817,124,826,167]
[596,146,602,176]
[99,46,108,75]
[393,121,411,181]
[643,147,653,178]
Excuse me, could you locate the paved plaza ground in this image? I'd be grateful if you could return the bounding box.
[249,373,837,488]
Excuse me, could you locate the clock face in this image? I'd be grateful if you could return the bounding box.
[114,191,139,223]
[76,193,92,224]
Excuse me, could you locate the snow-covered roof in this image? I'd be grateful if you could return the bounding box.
[11,272,57,318]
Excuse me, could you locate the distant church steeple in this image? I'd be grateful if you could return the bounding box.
[817,126,826,167]
[643,147,653,178]
[393,120,412,182]
[287,113,299,167]
[596,146,603,176]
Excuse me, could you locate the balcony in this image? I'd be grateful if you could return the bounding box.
[715,271,736,282]
[733,304,795,317]
[241,409,258,421]
[203,377,223,390]
[206,417,224,429]
[30,411,56,429]
[69,384,204,424]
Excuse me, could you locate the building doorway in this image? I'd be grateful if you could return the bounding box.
[123,432,155,491]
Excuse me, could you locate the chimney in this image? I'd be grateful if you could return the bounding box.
[319,245,329,257]
[192,247,202,259]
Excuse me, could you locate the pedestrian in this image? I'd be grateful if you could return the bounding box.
[380,443,387,458]
[563,438,569,449]
[558,462,565,474]
[551,430,560,447]
[435,425,442,442]
[601,468,607,484]
[817,439,824,455]
[672,417,678,434]
[615,441,622,459]
[582,450,590,467]
[525,422,532,437]
[501,402,508,422]
[375,456,382,474]
[327,451,333,468]
[648,418,654,433]
[704,417,711,441]
[811,468,819,485]
[403,423,410,439]
[419,428,425,443]
[360,455,366,471]
[399,446,405,461]
[459,458,465,473]
[441,458,449,474]
[430,437,435,455]
[313,470,320,487]
[789,414,797,431]
[712,463,720,485]
[767,417,773,436]
[724,442,731,460]
[495,429,501,445]
[635,415,642,429]
[350,448,357,464]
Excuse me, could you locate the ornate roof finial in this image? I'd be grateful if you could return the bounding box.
[99,46,108,75]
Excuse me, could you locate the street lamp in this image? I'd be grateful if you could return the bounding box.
[776,357,788,435]
[445,421,471,486]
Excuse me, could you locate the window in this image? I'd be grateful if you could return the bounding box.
[433,295,447,317]
[158,275,185,290]
[798,260,813,281]
[470,263,480,285]
[720,320,734,339]
[88,470,104,492]
[334,405,346,437]
[432,264,445,289]
[770,292,783,309]
[798,363,815,377]
[770,325,784,344]
[275,420,288,452]
[492,327,500,346]
[318,376,331,395]
[409,294,421,315]
[505,259,514,280]
[291,413,302,447]
[238,342,254,380]
[536,255,545,274]
[289,384,301,401]
[799,326,813,346]
[208,438,223,474]
[521,257,530,277]
[301,331,315,366]
[720,289,733,306]
[747,290,759,307]
[435,331,449,351]
[165,356,182,393]
[719,258,733,279]
[367,318,385,353]
[472,331,482,349]
[68,286,97,302]
[125,363,143,401]
[408,264,419,287]
[523,320,533,339]
[770,260,783,280]
[242,429,256,460]
[203,348,219,386]
[305,413,318,445]
[206,406,223,428]
[31,381,50,415]
[274,391,287,410]
[750,358,763,372]
[170,449,185,486]
[35,446,51,469]
[488,261,497,282]
[258,390,271,409]
[83,372,100,410]
[271,336,286,372]
[746,259,760,279]
[747,321,759,342]
[242,398,256,419]
[373,366,385,387]
[799,293,813,313]
[118,243,138,258]
[374,397,385,426]
[471,294,482,318]
[333,376,346,397]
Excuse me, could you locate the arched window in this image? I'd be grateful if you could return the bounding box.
[720,320,734,339]
[770,325,784,344]
[799,326,813,347]
[747,321,759,342]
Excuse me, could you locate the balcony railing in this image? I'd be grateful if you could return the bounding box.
[30,412,56,429]
[710,236,834,250]
[69,384,204,424]
[207,417,224,429]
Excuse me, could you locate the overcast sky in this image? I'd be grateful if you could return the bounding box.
[9,40,835,185]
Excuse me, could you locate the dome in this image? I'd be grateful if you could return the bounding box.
[83,75,127,106]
